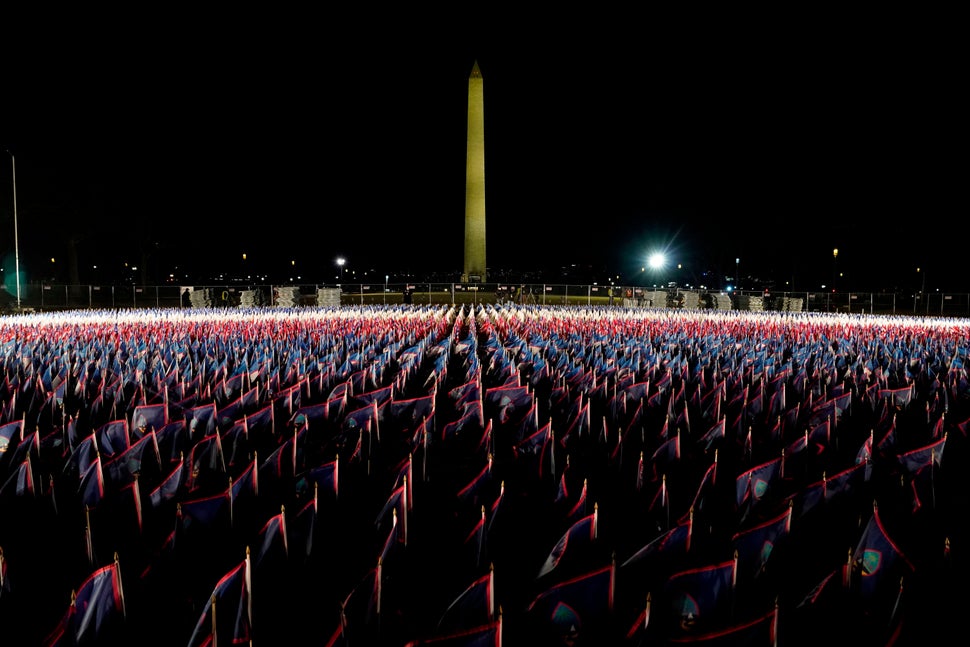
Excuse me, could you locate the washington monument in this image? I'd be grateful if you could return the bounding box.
[463,60,486,282]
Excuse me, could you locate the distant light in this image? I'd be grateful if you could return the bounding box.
[647,253,666,270]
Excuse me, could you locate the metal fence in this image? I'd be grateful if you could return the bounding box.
[7,282,970,318]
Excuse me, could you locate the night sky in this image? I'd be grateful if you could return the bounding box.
[1,13,961,293]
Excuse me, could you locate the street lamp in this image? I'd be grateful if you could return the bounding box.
[735,257,740,290]
[336,257,346,283]
[6,150,21,309]
[384,274,388,305]
[647,252,666,287]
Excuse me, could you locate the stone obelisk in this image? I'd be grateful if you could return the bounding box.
[463,60,486,282]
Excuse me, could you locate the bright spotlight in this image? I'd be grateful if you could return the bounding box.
[647,253,666,270]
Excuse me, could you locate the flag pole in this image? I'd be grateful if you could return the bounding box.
[210,593,218,647]
[114,552,127,619]
[488,562,495,620]
[85,506,95,567]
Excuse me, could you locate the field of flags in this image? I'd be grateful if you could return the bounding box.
[1,303,968,646]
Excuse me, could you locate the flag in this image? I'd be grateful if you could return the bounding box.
[340,563,381,646]
[186,432,226,491]
[260,430,299,485]
[71,557,126,645]
[221,419,250,471]
[527,562,614,642]
[486,480,505,542]
[851,501,915,604]
[404,618,502,647]
[376,483,408,559]
[0,455,35,497]
[390,454,413,510]
[564,478,589,528]
[343,401,379,440]
[442,401,485,442]
[795,564,849,611]
[155,419,189,467]
[561,400,591,449]
[252,508,288,570]
[187,554,252,647]
[698,417,726,453]
[117,476,144,536]
[457,455,494,509]
[389,394,436,430]
[513,421,556,481]
[878,385,914,408]
[78,455,105,509]
[735,457,782,511]
[405,618,502,647]
[0,418,23,468]
[289,485,318,561]
[823,460,869,504]
[229,457,259,527]
[682,458,718,524]
[462,506,488,571]
[185,402,218,441]
[43,599,76,646]
[622,514,693,569]
[484,384,532,425]
[665,604,777,646]
[217,395,247,431]
[663,558,737,633]
[0,545,9,598]
[896,435,945,475]
[437,566,495,634]
[538,506,598,579]
[95,419,130,459]
[245,403,275,439]
[731,503,792,582]
[104,430,160,486]
[289,401,331,431]
[298,456,339,501]
[449,377,481,405]
[149,454,185,508]
[180,490,231,535]
[132,402,167,434]
[651,432,681,481]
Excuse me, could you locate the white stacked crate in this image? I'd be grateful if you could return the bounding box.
[317,288,341,307]
[710,292,733,310]
[274,286,302,307]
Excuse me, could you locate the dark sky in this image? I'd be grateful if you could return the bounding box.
[1,13,961,292]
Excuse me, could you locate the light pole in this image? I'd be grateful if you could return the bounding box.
[384,274,388,305]
[916,266,926,314]
[647,252,666,305]
[6,150,21,309]
[336,257,345,283]
[832,248,838,291]
[735,257,739,291]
